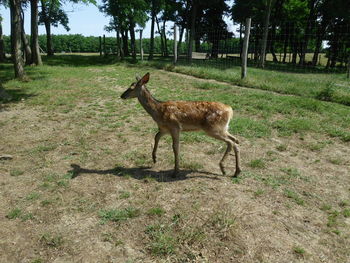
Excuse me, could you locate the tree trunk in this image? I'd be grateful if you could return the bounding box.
[155,16,165,56]
[40,0,53,56]
[177,26,184,55]
[162,20,168,57]
[44,21,54,56]
[116,29,122,60]
[259,0,273,68]
[21,7,32,65]
[129,18,136,61]
[30,0,42,65]
[239,23,243,58]
[282,23,289,63]
[121,30,129,57]
[10,0,25,79]
[148,0,155,60]
[300,0,317,65]
[211,39,219,58]
[188,0,197,62]
[0,17,5,62]
[194,36,200,52]
[270,23,278,63]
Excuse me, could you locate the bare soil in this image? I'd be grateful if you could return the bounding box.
[0,72,349,263]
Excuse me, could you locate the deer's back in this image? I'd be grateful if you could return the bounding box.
[157,101,233,131]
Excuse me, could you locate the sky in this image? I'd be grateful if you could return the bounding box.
[0,0,236,38]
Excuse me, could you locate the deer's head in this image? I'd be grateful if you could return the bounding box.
[121,72,150,99]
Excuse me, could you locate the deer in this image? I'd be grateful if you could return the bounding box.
[120,72,241,178]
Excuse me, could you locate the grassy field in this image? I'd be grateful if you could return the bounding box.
[1,55,350,262]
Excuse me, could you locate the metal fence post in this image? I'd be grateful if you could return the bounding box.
[174,24,177,65]
[241,18,251,79]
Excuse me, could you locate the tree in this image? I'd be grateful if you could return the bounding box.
[10,0,25,79]
[30,0,42,65]
[20,3,32,65]
[259,0,274,68]
[99,0,148,61]
[39,0,70,56]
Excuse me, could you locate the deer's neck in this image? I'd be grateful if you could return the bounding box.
[138,86,160,118]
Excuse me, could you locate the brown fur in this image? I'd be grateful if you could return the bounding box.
[121,73,241,177]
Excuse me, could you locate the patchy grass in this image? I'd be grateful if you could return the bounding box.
[99,207,141,224]
[0,55,349,262]
[143,60,350,106]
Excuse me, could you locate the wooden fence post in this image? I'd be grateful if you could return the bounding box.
[103,34,106,56]
[174,24,177,65]
[140,30,144,61]
[99,36,102,56]
[241,18,251,79]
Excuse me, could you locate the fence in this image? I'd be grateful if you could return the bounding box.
[173,20,350,75]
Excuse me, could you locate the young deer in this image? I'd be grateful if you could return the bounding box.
[120,72,241,177]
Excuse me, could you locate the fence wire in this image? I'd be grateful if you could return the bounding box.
[177,21,350,74]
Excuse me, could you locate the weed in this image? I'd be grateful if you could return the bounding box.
[329,158,342,165]
[145,224,176,256]
[343,209,350,218]
[40,233,64,247]
[10,169,24,176]
[327,210,340,227]
[6,208,22,219]
[293,246,305,255]
[249,159,266,169]
[182,160,204,170]
[276,144,288,152]
[332,229,341,235]
[339,200,349,207]
[316,83,335,102]
[281,167,301,177]
[26,192,40,201]
[119,191,131,199]
[307,142,327,151]
[147,207,166,217]
[99,207,140,223]
[254,189,265,198]
[320,204,332,211]
[284,189,305,205]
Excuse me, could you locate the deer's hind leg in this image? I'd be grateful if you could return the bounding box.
[206,131,240,177]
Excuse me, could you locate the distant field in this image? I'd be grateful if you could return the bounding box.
[1,55,349,262]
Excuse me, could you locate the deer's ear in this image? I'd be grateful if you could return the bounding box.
[140,73,150,85]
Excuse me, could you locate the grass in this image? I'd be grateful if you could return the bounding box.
[284,189,305,206]
[147,207,166,216]
[99,207,141,224]
[40,233,64,248]
[1,55,350,262]
[142,59,350,106]
[293,246,306,255]
[249,159,266,169]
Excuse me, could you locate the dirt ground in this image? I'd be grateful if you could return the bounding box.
[1,71,350,263]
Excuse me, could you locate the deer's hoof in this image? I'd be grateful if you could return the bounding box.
[152,156,157,164]
[233,168,241,178]
[219,163,226,176]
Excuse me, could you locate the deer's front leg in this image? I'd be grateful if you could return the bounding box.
[170,128,180,177]
[152,131,164,164]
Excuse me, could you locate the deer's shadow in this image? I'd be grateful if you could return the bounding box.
[68,164,221,183]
